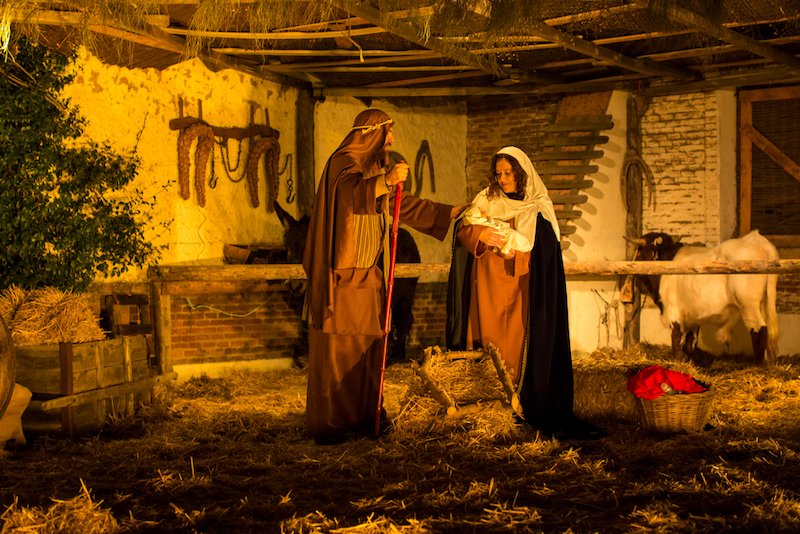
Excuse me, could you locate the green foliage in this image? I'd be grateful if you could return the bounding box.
[0,37,164,292]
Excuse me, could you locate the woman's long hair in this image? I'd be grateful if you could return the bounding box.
[486,153,528,199]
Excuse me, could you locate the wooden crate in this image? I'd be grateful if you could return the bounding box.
[15,336,173,437]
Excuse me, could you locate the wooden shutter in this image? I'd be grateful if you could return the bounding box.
[740,86,800,247]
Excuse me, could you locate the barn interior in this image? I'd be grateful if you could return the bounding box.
[3,1,800,532]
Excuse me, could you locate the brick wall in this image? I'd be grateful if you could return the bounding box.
[466,94,560,199]
[158,282,450,365]
[640,91,722,245]
[170,290,305,365]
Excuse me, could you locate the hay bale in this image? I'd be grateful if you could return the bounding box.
[0,285,106,346]
[573,345,711,424]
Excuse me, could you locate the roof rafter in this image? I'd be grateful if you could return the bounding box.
[331,0,507,79]
[634,0,800,77]
[469,3,697,81]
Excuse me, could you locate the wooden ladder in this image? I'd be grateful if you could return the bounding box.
[534,114,615,250]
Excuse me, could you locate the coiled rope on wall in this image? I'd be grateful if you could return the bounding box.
[177,123,214,207]
[246,136,281,212]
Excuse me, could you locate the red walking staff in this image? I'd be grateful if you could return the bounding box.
[375,180,403,437]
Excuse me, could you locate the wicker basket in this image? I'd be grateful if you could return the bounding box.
[635,390,715,433]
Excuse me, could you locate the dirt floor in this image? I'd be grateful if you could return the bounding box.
[2,344,800,533]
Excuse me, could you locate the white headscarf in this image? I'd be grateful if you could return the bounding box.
[470,146,560,253]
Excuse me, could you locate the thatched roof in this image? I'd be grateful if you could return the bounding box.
[5,0,800,97]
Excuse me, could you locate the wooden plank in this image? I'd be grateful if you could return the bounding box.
[545,121,614,132]
[28,372,179,411]
[123,337,134,415]
[164,26,386,40]
[740,85,800,102]
[332,0,506,78]
[642,0,800,77]
[542,179,594,190]
[537,165,599,175]
[645,67,800,97]
[367,71,489,88]
[522,19,697,80]
[296,87,315,218]
[146,259,800,283]
[59,343,74,439]
[741,124,800,184]
[86,282,151,295]
[740,99,753,235]
[549,194,590,204]
[152,284,172,375]
[167,118,279,139]
[9,8,169,27]
[554,209,583,219]
[559,225,578,235]
[541,135,610,147]
[533,150,604,160]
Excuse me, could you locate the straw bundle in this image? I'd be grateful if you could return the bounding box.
[0,285,106,346]
[0,482,120,534]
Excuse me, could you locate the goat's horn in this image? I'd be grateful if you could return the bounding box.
[623,235,647,246]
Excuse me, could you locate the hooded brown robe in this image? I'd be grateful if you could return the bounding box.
[302,109,453,442]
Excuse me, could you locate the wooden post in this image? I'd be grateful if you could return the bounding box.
[296,87,316,218]
[122,337,134,416]
[415,347,457,416]
[92,342,106,428]
[485,343,522,418]
[623,94,648,349]
[59,342,75,439]
[152,282,173,375]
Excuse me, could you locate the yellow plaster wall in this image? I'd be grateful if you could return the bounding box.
[61,50,299,282]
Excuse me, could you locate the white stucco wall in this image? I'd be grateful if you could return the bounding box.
[565,90,629,357]
[313,98,468,283]
[61,50,299,281]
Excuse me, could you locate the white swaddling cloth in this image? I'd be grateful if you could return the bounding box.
[461,205,531,255]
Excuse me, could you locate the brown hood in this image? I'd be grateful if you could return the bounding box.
[302,109,392,328]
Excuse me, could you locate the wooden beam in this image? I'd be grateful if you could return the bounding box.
[741,124,800,185]
[266,65,478,73]
[163,26,386,40]
[147,259,800,283]
[247,53,440,70]
[83,19,300,87]
[212,48,437,58]
[521,20,698,80]
[365,70,489,88]
[331,0,506,78]
[9,8,169,27]
[645,66,800,96]
[639,0,800,77]
[544,4,638,26]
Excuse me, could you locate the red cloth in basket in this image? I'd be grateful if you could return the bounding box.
[627,365,708,400]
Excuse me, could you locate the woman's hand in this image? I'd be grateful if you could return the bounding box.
[450,203,470,219]
[478,227,506,248]
[385,161,409,186]
[497,249,516,260]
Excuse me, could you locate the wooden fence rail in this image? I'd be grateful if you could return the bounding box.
[87,259,800,380]
[146,259,800,283]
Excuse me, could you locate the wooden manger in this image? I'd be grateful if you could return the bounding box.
[412,344,522,419]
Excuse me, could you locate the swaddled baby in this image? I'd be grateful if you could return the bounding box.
[460,205,531,255]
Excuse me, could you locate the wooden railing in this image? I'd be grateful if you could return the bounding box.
[88,259,800,382]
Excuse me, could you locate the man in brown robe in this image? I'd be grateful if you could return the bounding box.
[302,109,465,445]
